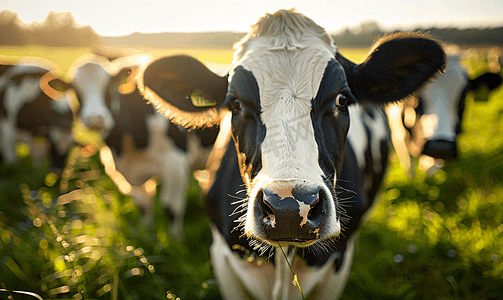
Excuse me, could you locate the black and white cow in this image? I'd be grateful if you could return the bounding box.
[50,54,126,139]
[0,57,74,169]
[42,54,218,238]
[105,55,219,237]
[138,9,446,299]
[387,55,502,172]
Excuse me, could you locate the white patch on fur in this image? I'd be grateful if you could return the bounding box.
[363,108,389,173]
[348,106,390,173]
[421,55,468,142]
[211,224,357,300]
[306,235,357,299]
[4,76,42,116]
[347,106,367,170]
[0,119,17,163]
[0,75,43,163]
[297,200,311,227]
[210,225,276,300]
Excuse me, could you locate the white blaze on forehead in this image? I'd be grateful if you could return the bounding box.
[421,55,468,141]
[233,38,335,182]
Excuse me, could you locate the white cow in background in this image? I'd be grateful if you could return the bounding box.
[387,54,502,173]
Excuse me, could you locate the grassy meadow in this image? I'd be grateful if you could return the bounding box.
[0,45,502,299]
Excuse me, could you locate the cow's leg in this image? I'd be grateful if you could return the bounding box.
[158,148,190,239]
[0,119,18,163]
[146,114,191,239]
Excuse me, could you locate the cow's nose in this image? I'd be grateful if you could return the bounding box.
[422,139,457,160]
[85,115,106,131]
[256,187,328,243]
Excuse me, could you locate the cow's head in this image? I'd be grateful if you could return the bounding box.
[41,54,133,138]
[411,55,502,160]
[138,9,445,247]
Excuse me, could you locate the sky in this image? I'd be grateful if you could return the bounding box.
[3,0,503,36]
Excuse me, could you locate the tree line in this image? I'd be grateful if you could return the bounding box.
[332,20,503,48]
[1,10,502,48]
[0,10,101,47]
[103,23,503,49]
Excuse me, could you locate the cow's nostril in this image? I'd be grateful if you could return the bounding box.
[423,139,457,160]
[307,190,324,220]
[258,189,274,216]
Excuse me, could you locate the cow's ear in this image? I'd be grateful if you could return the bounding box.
[470,72,502,92]
[40,73,72,101]
[111,67,136,94]
[137,55,228,129]
[339,33,446,105]
[470,72,502,102]
[112,67,132,85]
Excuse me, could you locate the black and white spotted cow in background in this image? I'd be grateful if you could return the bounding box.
[41,54,126,139]
[387,54,502,172]
[41,54,219,238]
[0,57,74,170]
[138,9,446,299]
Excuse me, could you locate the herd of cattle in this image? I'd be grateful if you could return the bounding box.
[1,9,502,300]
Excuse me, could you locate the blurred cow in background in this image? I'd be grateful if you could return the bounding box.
[41,54,125,139]
[0,57,74,170]
[387,54,502,173]
[41,53,218,238]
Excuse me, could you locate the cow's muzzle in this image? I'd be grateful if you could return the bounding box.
[254,187,330,246]
[85,115,107,131]
[422,139,457,160]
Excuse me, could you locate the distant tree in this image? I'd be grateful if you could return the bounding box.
[332,20,503,48]
[0,10,101,47]
[0,10,28,45]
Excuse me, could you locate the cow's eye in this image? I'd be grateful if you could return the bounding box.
[336,94,348,107]
[230,98,241,111]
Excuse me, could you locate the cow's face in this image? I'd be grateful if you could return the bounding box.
[414,56,469,159]
[227,31,350,246]
[72,62,116,137]
[138,9,446,248]
[41,55,131,139]
[404,55,502,160]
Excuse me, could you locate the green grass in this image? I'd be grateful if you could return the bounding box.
[1,46,502,299]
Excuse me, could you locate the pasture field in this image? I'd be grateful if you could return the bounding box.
[0,46,502,299]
